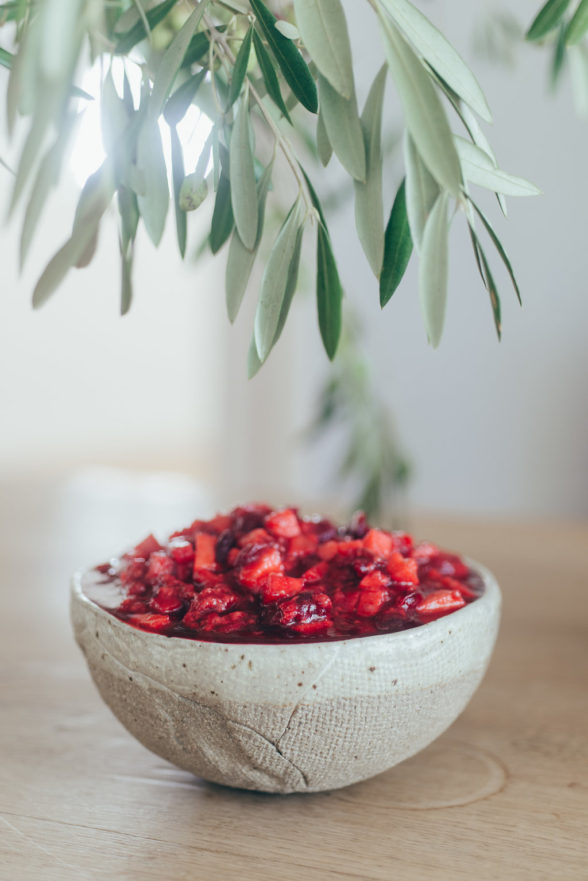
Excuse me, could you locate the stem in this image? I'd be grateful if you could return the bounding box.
[205,12,313,212]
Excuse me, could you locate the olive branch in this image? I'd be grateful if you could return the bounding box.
[1,0,539,373]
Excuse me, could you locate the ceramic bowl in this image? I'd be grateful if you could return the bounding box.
[71,560,500,793]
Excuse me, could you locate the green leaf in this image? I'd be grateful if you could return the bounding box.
[468,226,501,339]
[380,177,413,306]
[136,120,169,246]
[150,2,209,117]
[318,74,366,181]
[455,137,541,196]
[229,25,253,108]
[404,132,439,252]
[378,14,461,197]
[419,192,449,348]
[566,0,588,44]
[551,22,567,88]
[379,0,491,122]
[354,65,387,276]
[170,126,187,258]
[0,47,13,70]
[115,0,177,54]
[316,223,343,360]
[275,20,300,40]
[209,172,234,253]
[468,197,521,305]
[118,184,139,253]
[247,333,264,378]
[164,69,207,126]
[568,43,588,116]
[526,0,571,41]
[33,164,115,309]
[316,106,333,165]
[20,113,77,268]
[254,199,305,360]
[299,164,328,229]
[252,30,292,123]
[293,0,355,99]
[271,220,305,346]
[434,76,508,215]
[250,0,318,112]
[101,69,131,159]
[226,162,273,323]
[230,96,258,250]
[120,243,134,316]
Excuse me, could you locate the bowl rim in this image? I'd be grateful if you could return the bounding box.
[71,556,501,654]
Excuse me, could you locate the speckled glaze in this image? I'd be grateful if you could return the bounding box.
[70,561,501,793]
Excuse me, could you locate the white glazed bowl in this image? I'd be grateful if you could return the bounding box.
[71,561,501,793]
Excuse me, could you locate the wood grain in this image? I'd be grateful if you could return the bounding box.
[1,481,587,880]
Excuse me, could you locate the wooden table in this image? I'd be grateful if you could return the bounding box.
[1,479,587,880]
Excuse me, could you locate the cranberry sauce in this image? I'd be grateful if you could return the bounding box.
[85,505,484,644]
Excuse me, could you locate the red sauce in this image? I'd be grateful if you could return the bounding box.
[87,504,483,644]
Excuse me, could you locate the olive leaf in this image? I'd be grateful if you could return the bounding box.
[115,0,177,54]
[230,95,258,250]
[136,119,169,246]
[566,0,588,45]
[254,198,305,361]
[468,197,521,305]
[20,112,78,268]
[316,106,333,165]
[568,43,588,116]
[210,172,234,253]
[468,226,501,339]
[169,125,187,257]
[316,222,343,360]
[228,25,253,108]
[455,137,541,196]
[379,0,491,122]
[354,65,387,277]
[526,0,571,41]
[250,0,318,113]
[378,12,461,197]
[33,164,115,309]
[318,74,366,182]
[252,29,292,123]
[404,132,439,252]
[150,2,209,117]
[164,69,207,126]
[419,191,449,348]
[226,161,273,323]
[293,0,355,99]
[380,177,413,306]
[249,215,305,375]
[275,20,300,40]
[120,242,134,316]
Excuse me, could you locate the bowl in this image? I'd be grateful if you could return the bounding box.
[70,560,500,794]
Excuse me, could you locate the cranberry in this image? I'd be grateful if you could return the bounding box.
[88,506,482,643]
